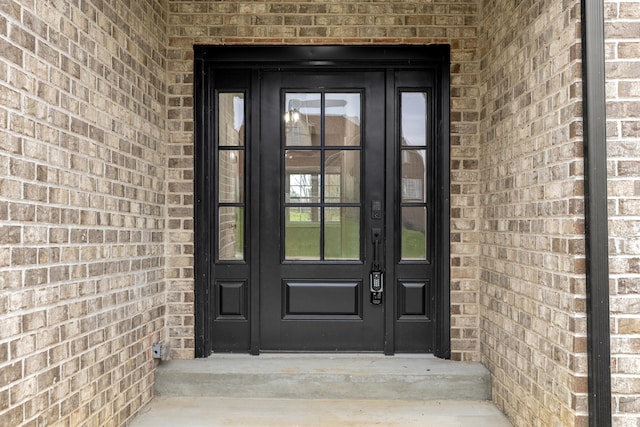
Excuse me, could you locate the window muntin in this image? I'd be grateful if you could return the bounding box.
[283,92,362,261]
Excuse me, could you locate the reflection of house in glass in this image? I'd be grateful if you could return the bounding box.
[284,99,362,260]
[400,139,428,260]
[285,110,361,147]
[401,149,425,202]
[284,100,361,208]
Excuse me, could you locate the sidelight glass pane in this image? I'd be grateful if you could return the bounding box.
[401,149,426,202]
[401,207,427,261]
[325,93,361,146]
[401,92,427,147]
[325,150,360,203]
[218,150,244,203]
[285,150,321,203]
[218,93,244,146]
[325,207,360,260]
[285,93,321,146]
[285,207,320,260]
[218,207,244,261]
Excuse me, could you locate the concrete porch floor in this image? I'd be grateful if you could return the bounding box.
[129,354,513,427]
[129,396,513,427]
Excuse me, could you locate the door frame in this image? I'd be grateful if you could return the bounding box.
[194,45,451,358]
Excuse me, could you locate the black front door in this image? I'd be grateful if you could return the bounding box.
[259,71,386,351]
[194,46,450,356]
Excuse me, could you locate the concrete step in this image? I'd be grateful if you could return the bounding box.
[154,354,491,401]
[130,397,514,427]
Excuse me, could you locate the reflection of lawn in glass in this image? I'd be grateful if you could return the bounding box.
[288,211,311,222]
[235,207,245,256]
[402,227,426,260]
[285,220,426,260]
[286,219,360,259]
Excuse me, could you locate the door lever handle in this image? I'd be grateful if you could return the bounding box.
[371,228,382,270]
[370,228,383,304]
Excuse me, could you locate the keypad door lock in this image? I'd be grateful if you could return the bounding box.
[370,271,384,305]
[370,227,384,305]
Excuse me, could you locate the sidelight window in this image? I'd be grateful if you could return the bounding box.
[400,91,430,261]
[217,92,246,261]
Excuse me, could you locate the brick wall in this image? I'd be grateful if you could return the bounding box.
[0,1,167,425]
[605,1,640,425]
[165,0,482,361]
[3,1,639,426]
[477,1,588,426]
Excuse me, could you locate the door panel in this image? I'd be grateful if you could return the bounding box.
[284,281,361,317]
[260,71,385,351]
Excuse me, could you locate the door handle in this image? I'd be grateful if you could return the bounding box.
[370,228,383,305]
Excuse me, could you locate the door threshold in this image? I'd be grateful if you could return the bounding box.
[217,352,437,358]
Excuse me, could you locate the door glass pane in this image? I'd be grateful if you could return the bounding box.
[219,150,244,203]
[401,207,427,261]
[219,207,244,260]
[401,149,426,203]
[285,207,320,260]
[285,150,321,203]
[325,93,361,146]
[401,92,427,147]
[219,93,244,146]
[325,207,360,260]
[283,93,363,262]
[285,93,321,146]
[325,150,360,203]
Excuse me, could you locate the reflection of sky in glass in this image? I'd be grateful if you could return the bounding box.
[286,93,360,124]
[401,93,427,146]
[327,93,360,124]
[233,96,244,131]
[290,174,312,198]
